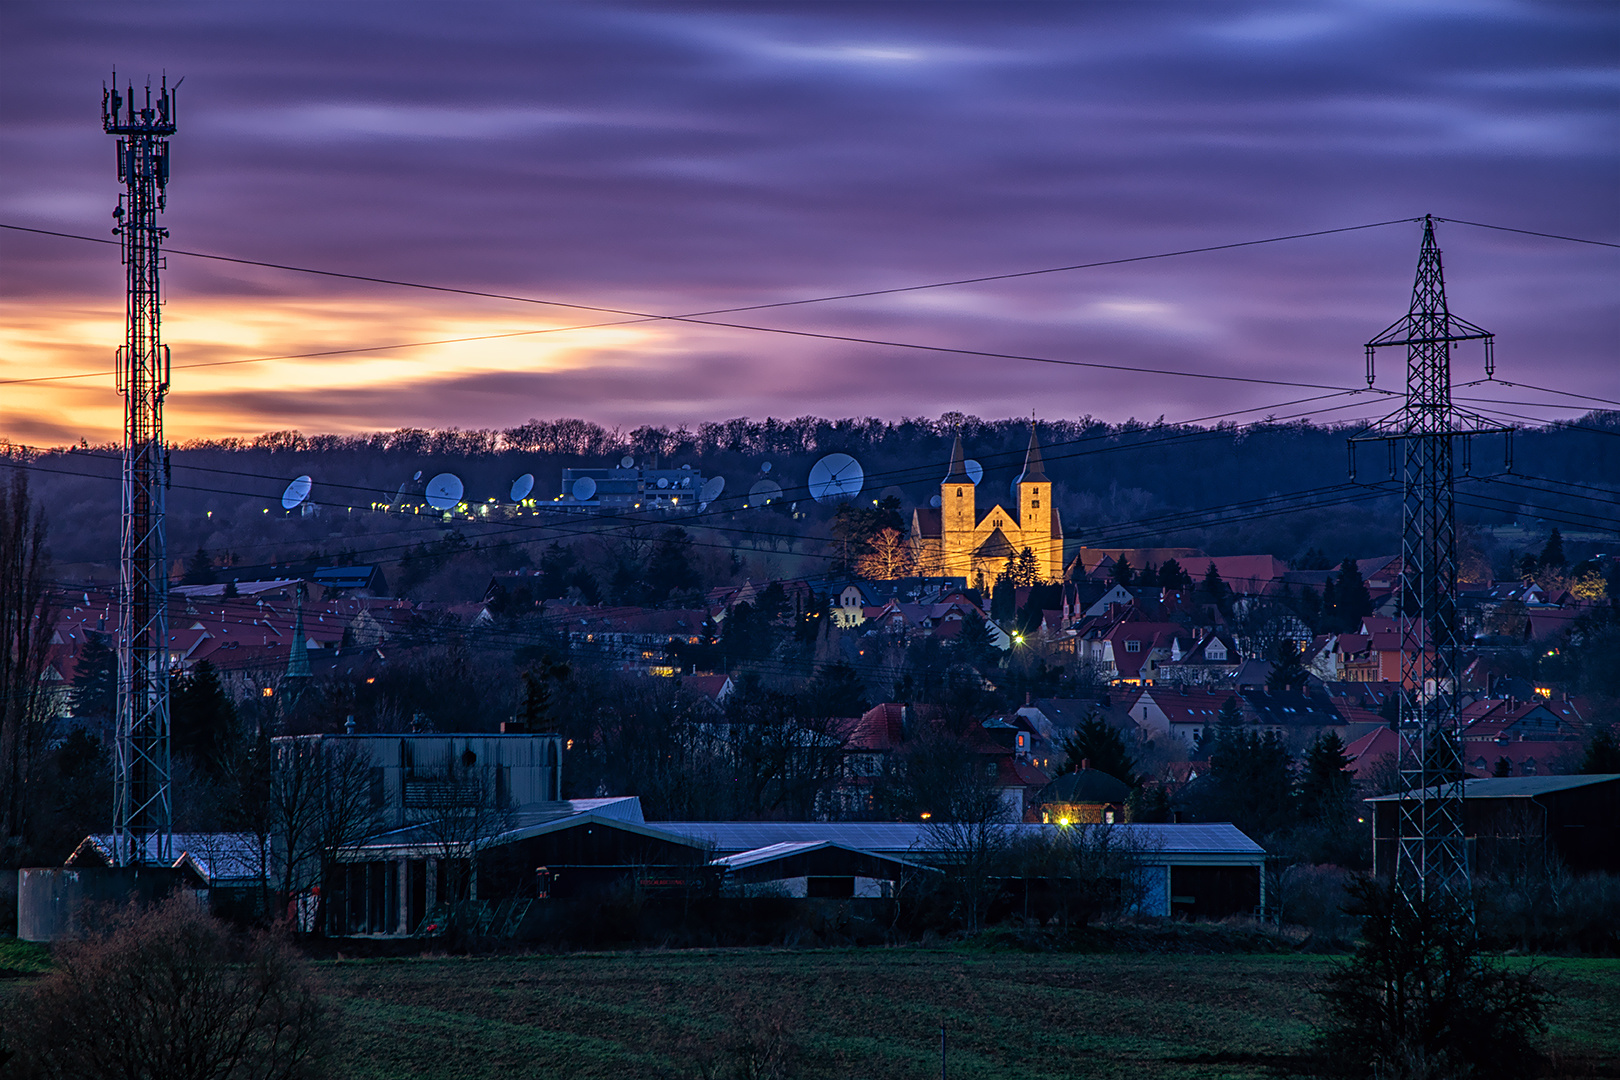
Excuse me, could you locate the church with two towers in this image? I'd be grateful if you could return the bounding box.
[910,426,1064,586]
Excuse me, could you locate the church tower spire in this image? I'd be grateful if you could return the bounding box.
[940,432,976,578]
[1017,422,1062,581]
[944,432,972,484]
[1020,424,1049,483]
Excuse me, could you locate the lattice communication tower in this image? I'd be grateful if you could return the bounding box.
[104,74,177,867]
[1352,215,1510,918]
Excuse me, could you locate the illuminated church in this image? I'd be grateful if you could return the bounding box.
[910,426,1063,585]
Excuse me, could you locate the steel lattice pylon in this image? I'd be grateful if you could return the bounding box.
[105,75,177,867]
[1353,215,1510,919]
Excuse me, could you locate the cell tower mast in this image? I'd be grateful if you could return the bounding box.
[1354,215,1509,918]
[104,74,177,867]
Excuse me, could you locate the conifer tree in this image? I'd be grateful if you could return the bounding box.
[1538,528,1566,570]
[171,661,237,778]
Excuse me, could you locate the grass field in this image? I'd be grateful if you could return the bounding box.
[318,949,1620,1079]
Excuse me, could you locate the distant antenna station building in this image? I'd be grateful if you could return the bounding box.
[558,459,706,512]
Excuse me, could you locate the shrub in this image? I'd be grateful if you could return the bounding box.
[10,896,330,1080]
[1317,877,1551,1080]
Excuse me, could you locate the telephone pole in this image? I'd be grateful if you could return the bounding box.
[105,74,177,867]
[1353,215,1509,919]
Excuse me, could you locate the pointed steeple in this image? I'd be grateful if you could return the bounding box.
[1020,424,1048,484]
[944,433,972,484]
[285,581,311,681]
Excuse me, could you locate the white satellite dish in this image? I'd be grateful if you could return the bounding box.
[700,475,724,503]
[930,494,943,509]
[281,475,312,511]
[964,459,984,485]
[681,463,692,471]
[760,461,772,474]
[572,476,598,501]
[424,473,464,511]
[510,474,535,502]
[809,453,863,504]
[657,477,669,489]
[620,455,635,469]
[698,502,709,512]
[681,476,692,488]
[749,479,783,505]
[413,470,422,481]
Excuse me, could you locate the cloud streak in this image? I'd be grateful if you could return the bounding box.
[0,0,1614,446]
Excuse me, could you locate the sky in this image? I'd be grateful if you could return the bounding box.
[1,1,1616,448]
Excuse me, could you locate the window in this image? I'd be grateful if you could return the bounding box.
[1032,500,1040,508]
[1125,640,1141,653]
[956,488,963,497]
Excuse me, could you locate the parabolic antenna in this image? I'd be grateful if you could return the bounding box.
[657,477,669,489]
[424,473,464,511]
[930,494,943,509]
[413,470,423,482]
[808,453,863,504]
[700,475,725,503]
[760,461,772,474]
[572,476,598,501]
[748,479,783,506]
[510,474,535,502]
[620,455,635,469]
[964,459,984,485]
[281,475,313,511]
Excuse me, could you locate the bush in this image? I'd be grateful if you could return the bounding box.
[1317,877,1551,1080]
[1476,868,1620,956]
[9,896,331,1080]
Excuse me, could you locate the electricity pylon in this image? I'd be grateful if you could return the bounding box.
[105,74,177,867]
[1353,215,1510,919]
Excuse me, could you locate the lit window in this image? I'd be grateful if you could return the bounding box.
[261,687,273,697]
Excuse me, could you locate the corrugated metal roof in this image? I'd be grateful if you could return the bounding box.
[1365,774,1620,801]
[658,821,1264,858]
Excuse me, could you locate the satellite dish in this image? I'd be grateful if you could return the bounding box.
[572,476,598,501]
[424,473,464,511]
[809,453,863,504]
[681,463,692,471]
[620,455,635,469]
[930,494,943,509]
[964,459,984,485]
[698,502,709,512]
[281,475,312,511]
[681,476,691,488]
[413,471,422,482]
[749,479,783,505]
[656,477,669,489]
[760,461,772,474]
[510,474,534,502]
[700,476,725,503]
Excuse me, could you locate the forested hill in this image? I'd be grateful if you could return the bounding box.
[7,411,1616,587]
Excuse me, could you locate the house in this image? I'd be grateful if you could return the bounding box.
[1366,774,1620,876]
[1156,631,1242,687]
[1078,619,1185,684]
[1031,765,1132,824]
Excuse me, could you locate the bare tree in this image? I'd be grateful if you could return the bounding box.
[246,737,377,933]
[0,469,57,870]
[413,748,513,906]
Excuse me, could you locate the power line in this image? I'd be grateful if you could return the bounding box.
[1456,379,1620,410]
[1434,217,1620,250]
